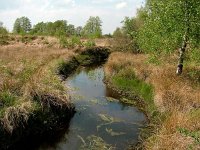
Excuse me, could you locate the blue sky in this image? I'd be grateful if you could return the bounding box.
[0,0,145,34]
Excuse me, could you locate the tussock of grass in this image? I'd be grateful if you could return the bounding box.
[104,52,200,149]
[0,91,16,108]
[0,37,76,148]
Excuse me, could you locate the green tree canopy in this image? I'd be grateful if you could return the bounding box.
[82,16,102,38]
[31,20,78,37]
[54,20,68,36]
[121,7,147,39]
[30,22,46,35]
[138,0,200,74]
[66,24,75,36]
[138,0,200,54]
[113,27,124,38]
[0,21,8,35]
[13,17,32,34]
[75,26,83,36]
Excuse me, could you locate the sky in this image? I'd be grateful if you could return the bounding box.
[0,0,145,34]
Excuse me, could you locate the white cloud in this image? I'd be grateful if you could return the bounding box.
[116,2,127,9]
[46,0,75,9]
[91,0,114,4]
[0,0,144,34]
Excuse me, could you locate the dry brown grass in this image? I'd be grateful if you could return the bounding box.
[104,52,146,78]
[95,38,112,47]
[105,52,200,150]
[1,35,59,49]
[0,37,76,132]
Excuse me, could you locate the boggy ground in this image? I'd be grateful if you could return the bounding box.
[0,35,110,149]
[0,35,77,149]
[104,52,200,150]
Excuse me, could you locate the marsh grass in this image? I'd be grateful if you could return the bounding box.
[112,71,153,101]
[104,52,200,149]
[0,90,16,107]
[105,53,155,114]
[0,36,76,135]
[112,76,154,112]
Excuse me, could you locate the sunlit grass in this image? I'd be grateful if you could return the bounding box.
[0,35,75,132]
[104,52,200,149]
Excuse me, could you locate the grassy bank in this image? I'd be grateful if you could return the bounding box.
[0,35,111,149]
[104,52,200,149]
[58,46,110,78]
[0,35,76,149]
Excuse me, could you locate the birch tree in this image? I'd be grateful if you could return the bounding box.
[83,16,102,38]
[138,0,200,74]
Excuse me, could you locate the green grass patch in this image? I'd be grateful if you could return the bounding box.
[0,91,16,107]
[178,127,200,143]
[188,48,200,65]
[112,76,153,101]
[83,39,96,48]
[0,90,17,117]
[110,68,155,113]
[146,54,161,65]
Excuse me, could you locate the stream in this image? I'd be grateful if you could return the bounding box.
[37,66,146,150]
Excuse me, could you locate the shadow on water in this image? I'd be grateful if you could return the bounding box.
[8,122,71,150]
[30,66,147,150]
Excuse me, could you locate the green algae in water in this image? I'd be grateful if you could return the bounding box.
[98,114,123,123]
[106,128,126,136]
[80,135,115,150]
[106,97,119,102]
[89,99,107,106]
[97,114,124,131]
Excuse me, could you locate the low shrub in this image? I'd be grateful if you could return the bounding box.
[84,39,96,48]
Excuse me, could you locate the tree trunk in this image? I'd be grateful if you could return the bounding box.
[176,35,187,75]
[176,0,189,75]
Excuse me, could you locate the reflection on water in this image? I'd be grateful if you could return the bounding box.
[38,66,146,150]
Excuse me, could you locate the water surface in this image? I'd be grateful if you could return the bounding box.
[39,66,146,150]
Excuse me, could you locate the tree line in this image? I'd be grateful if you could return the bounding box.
[114,0,200,74]
[0,16,103,38]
